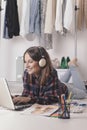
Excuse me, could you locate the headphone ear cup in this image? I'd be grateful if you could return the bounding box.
[39,58,46,67]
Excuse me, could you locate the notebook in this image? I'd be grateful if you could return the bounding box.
[0,78,32,110]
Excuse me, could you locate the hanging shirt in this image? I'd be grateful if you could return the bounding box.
[29,0,41,35]
[44,0,56,34]
[64,0,75,33]
[20,0,30,36]
[55,0,64,33]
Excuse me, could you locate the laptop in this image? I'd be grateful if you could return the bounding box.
[0,78,33,110]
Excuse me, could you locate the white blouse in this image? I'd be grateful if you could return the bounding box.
[20,0,30,36]
[55,0,64,33]
[64,0,75,33]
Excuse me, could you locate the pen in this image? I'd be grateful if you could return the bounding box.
[67,92,72,103]
[79,103,87,106]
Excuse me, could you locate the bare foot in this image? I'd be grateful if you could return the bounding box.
[68,58,78,66]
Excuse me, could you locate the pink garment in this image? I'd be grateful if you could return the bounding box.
[76,0,84,30]
[84,0,87,28]
[77,0,87,30]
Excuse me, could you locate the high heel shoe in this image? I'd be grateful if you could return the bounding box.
[60,57,66,69]
[66,57,71,68]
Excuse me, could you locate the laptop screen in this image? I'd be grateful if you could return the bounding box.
[0,78,33,110]
[0,78,15,110]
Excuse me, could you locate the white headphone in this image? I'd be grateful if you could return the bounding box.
[38,47,47,68]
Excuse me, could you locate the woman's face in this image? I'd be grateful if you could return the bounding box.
[24,53,40,75]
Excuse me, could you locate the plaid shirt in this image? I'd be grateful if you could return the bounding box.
[22,69,68,105]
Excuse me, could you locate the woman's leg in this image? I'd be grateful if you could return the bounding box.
[60,69,72,83]
[60,57,85,91]
[69,66,85,91]
[60,58,78,83]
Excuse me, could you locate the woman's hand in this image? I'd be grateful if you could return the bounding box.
[13,96,31,105]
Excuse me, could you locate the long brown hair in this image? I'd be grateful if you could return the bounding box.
[23,46,53,86]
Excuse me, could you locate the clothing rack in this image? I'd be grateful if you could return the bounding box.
[74,1,79,58]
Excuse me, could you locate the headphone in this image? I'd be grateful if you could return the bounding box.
[38,47,47,68]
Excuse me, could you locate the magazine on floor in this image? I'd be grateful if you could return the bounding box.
[20,103,59,116]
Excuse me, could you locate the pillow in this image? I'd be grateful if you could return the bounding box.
[66,83,87,99]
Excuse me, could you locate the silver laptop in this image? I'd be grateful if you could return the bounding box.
[0,78,32,110]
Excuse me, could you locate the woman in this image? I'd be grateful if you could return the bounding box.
[13,46,68,105]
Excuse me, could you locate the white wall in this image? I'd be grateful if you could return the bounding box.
[0,36,39,81]
[0,1,87,81]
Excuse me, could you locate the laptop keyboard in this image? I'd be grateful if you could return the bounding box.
[15,103,33,110]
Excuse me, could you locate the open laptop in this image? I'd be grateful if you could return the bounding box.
[0,78,33,110]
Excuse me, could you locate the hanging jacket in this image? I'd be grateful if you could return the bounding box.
[5,0,20,38]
